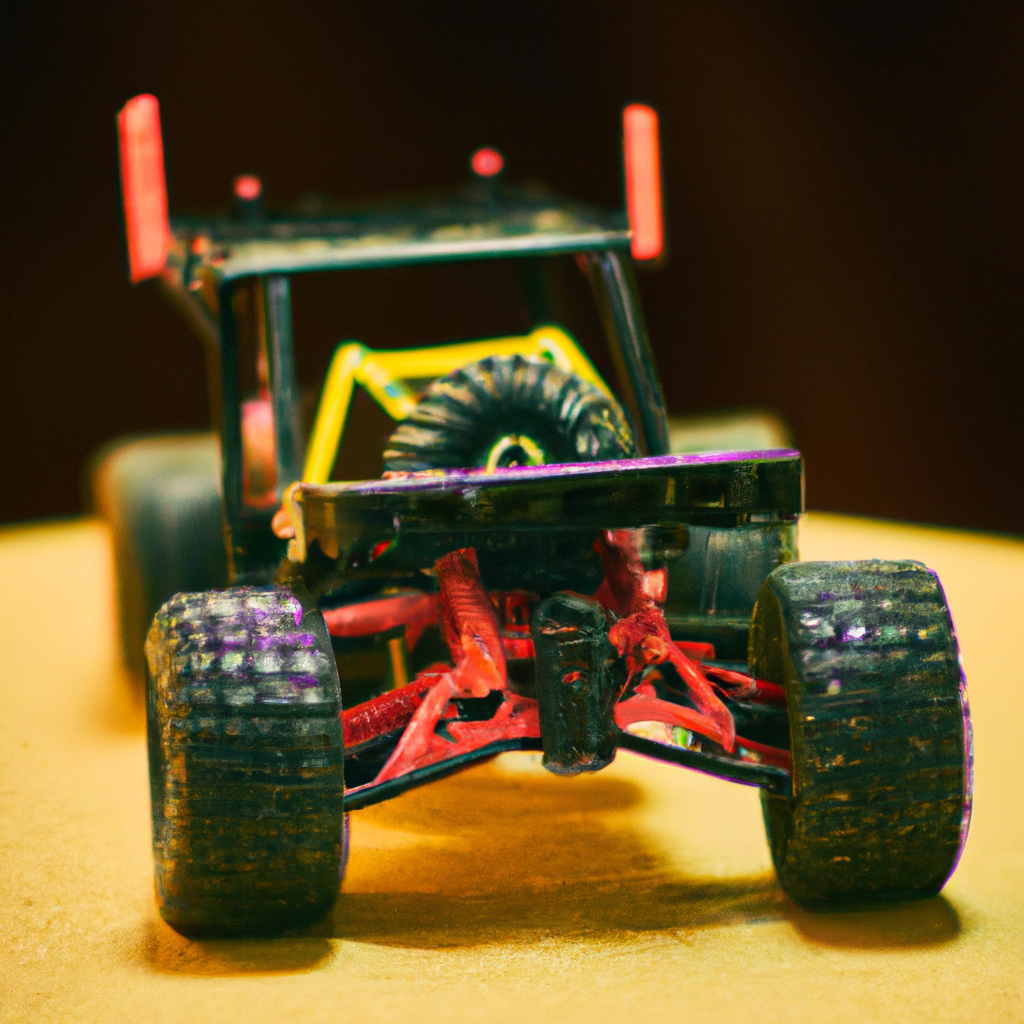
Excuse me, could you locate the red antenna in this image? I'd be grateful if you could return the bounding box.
[117,94,172,283]
[622,104,664,261]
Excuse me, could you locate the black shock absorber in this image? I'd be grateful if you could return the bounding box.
[531,592,623,775]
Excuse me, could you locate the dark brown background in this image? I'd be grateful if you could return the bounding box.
[2,1,1021,532]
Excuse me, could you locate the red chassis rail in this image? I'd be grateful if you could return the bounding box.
[332,542,792,805]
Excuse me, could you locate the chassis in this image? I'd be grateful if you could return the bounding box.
[115,95,972,935]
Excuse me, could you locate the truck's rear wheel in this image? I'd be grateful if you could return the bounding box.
[146,587,346,935]
[751,560,972,907]
[383,355,636,472]
[92,433,226,682]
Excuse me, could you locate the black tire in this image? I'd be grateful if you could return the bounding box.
[92,433,227,681]
[383,354,636,473]
[146,587,345,936]
[751,560,971,907]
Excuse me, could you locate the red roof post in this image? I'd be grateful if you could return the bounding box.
[622,103,664,261]
[117,94,172,283]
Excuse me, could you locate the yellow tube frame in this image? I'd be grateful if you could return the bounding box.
[302,325,609,484]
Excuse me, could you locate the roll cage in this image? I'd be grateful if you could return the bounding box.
[120,96,671,583]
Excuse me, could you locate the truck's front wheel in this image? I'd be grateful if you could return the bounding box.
[146,586,346,935]
[751,560,972,907]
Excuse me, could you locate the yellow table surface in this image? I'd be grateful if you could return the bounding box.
[1,513,1022,1022]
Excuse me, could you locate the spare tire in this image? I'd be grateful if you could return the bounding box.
[383,355,636,473]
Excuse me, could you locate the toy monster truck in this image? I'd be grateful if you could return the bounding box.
[115,95,971,935]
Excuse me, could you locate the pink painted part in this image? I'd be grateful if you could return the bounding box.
[501,636,535,660]
[498,591,536,629]
[700,664,787,706]
[447,694,539,749]
[594,578,619,615]
[677,641,716,661]
[323,591,439,651]
[436,549,506,696]
[345,692,540,795]
[471,147,504,177]
[372,548,509,784]
[241,397,277,508]
[615,692,725,746]
[643,567,668,602]
[234,174,262,200]
[372,676,458,782]
[341,675,437,748]
[622,103,663,260]
[735,737,792,771]
[117,94,172,283]
[369,539,393,561]
[338,536,794,788]
[617,689,791,769]
[595,530,736,751]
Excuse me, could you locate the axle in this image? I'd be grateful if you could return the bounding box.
[330,540,791,806]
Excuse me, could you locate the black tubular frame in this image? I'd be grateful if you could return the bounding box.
[342,729,791,811]
[207,243,672,582]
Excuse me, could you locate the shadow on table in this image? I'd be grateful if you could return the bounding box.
[785,896,961,948]
[142,921,335,976]
[139,759,960,974]
[321,761,961,951]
